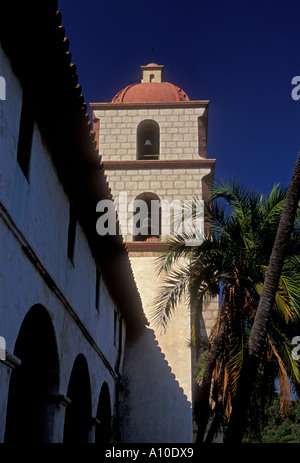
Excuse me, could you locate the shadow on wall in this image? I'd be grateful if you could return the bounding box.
[119,326,193,443]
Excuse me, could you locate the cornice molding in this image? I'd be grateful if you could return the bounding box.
[102,159,216,170]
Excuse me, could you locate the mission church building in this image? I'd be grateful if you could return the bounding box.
[91,62,218,438]
[0,1,217,444]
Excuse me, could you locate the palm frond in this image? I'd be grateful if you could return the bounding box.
[154,234,193,276]
[267,335,292,417]
[151,264,190,331]
[262,184,287,229]
[270,327,300,385]
[226,347,244,397]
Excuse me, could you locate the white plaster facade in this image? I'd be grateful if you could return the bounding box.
[0,42,124,443]
[0,4,195,444]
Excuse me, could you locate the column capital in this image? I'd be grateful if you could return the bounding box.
[91,417,100,428]
[0,351,21,369]
[44,393,72,407]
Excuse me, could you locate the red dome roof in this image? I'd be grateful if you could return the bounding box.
[112,82,190,103]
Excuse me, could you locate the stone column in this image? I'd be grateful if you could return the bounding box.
[46,394,72,443]
[89,417,100,443]
[0,351,21,442]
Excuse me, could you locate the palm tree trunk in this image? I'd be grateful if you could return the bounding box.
[194,319,226,443]
[225,151,300,442]
[204,385,223,443]
[204,405,223,443]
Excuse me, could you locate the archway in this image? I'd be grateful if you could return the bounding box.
[137,119,159,160]
[63,354,92,443]
[4,304,59,442]
[95,382,112,443]
[133,192,161,241]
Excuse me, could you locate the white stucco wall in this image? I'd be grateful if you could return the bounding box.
[130,256,193,402]
[0,45,122,360]
[119,326,193,443]
[0,44,124,442]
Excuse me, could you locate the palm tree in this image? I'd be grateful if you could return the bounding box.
[151,180,300,443]
[226,152,300,442]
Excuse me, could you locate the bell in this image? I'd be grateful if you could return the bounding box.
[144,139,153,147]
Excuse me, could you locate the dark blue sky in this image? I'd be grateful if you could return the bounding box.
[58,0,300,196]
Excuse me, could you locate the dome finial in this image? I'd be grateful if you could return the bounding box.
[141,62,164,83]
[112,64,190,102]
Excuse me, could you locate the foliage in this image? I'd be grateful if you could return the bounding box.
[152,180,300,441]
[243,397,300,443]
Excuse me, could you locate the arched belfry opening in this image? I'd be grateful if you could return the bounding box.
[137,120,159,160]
[63,354,92,443]
[133,192,161,242]
[95,382,112,443]
[4,305,60,443]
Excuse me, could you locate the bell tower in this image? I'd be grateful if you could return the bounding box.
[91,63,218,439]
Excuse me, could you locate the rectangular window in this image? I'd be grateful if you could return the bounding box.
[95,267,101,311]
[17,93,34,180]
[67,204,76,264]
